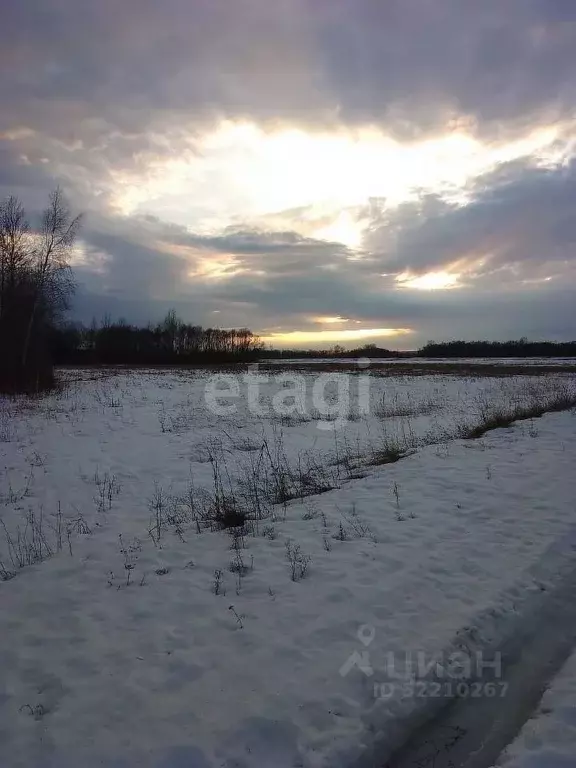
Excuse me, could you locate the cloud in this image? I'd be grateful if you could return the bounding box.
[3,0,576,345]
[313,0,576,134]
[70,198,576,348]
[364,157,576,284]
[3,0,576,143]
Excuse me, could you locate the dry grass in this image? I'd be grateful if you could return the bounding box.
[458,383,576,440]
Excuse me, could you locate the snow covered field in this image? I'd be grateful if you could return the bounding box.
[1,366,576,767]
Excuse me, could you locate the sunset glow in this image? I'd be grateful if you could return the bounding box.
[261,328,413,347]
[396,271,462,291]
[110,121,564,240]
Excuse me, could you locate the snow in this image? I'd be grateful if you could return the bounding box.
[1,367,576,767]
[496,649,576,768]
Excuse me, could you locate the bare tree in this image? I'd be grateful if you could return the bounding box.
[0,196,30,321]
[0,188,81,392]
[21,188,82,371]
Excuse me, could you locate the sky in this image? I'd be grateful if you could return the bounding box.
[1,0,576,349]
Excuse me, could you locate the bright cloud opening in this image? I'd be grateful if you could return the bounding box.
[261,328,412,347]
[109,120,565,241]
[396,271,462,290]
[312,316,350,324]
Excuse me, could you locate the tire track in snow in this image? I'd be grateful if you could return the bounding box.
[380,542,576,768]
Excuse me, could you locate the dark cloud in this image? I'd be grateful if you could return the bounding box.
[0,139,56,206]
[75,214,356,304]
[365,158,576,281]
[312,0,576,136]
[0,0,322,143]
[3,0,576,143]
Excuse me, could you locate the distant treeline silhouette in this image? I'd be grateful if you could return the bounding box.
[259,343,402,359]
[418,339,576,358]
[50,331,576,366]
[52,311,264,365]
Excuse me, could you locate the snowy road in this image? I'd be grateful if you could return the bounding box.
[380,531,576,768]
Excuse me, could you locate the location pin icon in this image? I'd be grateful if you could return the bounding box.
[357,624,376,647]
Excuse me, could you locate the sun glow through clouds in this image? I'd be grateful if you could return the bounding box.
[313,316,350,324]
[102,118,572,345]
[396,271,462,290]
[110,120,564,238]
[261,328,412,347]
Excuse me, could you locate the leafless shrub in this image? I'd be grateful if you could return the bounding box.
[71,513,91,535]
[229,527,245,550]
[158,406,196,434]
[332,522,349,542]
[118,534,141,586]
[28,450,46,467]
[0,408,16,442]
[212,497,247,530]
[148,482,167,545]
[260,430,297,505]
[331,431,365,477]
[213,568,225,595]
[285,539,311,582]
[1,467,34,504]
[179,479,204,533]
[93,384,122,408]
[229,535,254,593]
[188,445,213,463]
[302,500,320,520]
[235,444,272,526]
[229,604,244,629]
[392,482,400,508]
[19,703,47,720]
[0,506,55,571]
[0,560,16,581]
[157,404,170,433]
[293,452,338,500]
[229,547,253,577]
[239,431,338,510]
[93,469,120,513]
[375,391,439,419]
[261,524,277,540]
[206,444,250,531]
[341,503,375,540]
[178,472,248,537]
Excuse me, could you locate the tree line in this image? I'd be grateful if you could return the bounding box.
[259,343,401,359]
[260,340,576,359]
[51,312,263,365]
[418,339,576,358]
